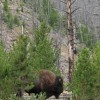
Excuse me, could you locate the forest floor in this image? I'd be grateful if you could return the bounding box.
[22,91,72,100]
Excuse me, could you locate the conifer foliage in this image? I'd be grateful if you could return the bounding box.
[71,47,100,100]
[0,42,13,99]
[92,43,100,99]
[28,23,57,72]
[9,35,30,89]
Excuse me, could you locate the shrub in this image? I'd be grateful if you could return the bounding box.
[14,15,20,26]
[7,11,14,29]
[3,0,9,12]
[30,92,46,100]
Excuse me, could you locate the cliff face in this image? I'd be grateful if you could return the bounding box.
[0,0,99,51]
[0,0,34,51]
[73,0,100,31]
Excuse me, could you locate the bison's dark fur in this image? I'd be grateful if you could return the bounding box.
[25,70,63,99]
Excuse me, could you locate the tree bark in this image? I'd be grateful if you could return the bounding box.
[66,0,74,83]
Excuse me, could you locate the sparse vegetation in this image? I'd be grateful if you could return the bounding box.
[49,8,59,28]
[76,24,95,48]
[36,0,59,28]
[3,0,20,29]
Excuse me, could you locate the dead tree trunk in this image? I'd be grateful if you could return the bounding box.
[66,0,74,83]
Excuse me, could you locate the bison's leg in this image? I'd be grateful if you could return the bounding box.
[25,86,41,95]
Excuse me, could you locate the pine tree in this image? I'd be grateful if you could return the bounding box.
[92,42,100,99]
[49,8,58,28]
[0,42,13,99]
[9,35,30,92]
[7,11,14,29]
[71,48,95,100]
[28,23,60,74]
